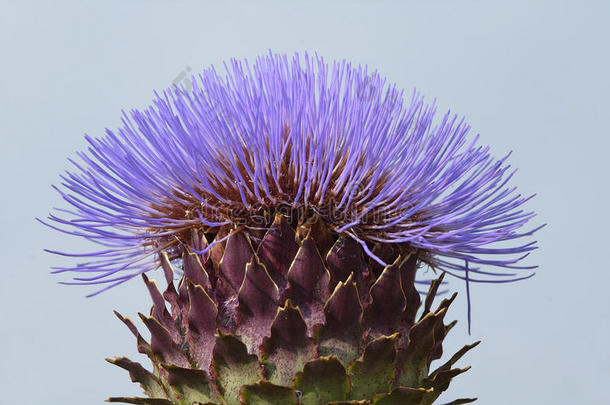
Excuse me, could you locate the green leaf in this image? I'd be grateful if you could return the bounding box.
[429,342,480,379]
[325,236,369,294]
[163,364,219,404]
[212,333,262,405]
[420,273,446,320]
[106,398,173,404]
[294,356,350,405]
[372,387,432,405]
[363,258,407,339]
[256,213,299,289]
[423,367,471,401]
[284,235,331,329]
[106,357,168,399]
[235,256,280,351]
[317,274,363,365]
[440,398,477,405]
[240,381,299,404]
[138,313,191,368]
[261,300,315,386]
[394,309,446,388]
[348,334,397,400]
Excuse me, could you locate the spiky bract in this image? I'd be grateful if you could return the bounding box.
[44,53,540,294]
[108,217,478,404]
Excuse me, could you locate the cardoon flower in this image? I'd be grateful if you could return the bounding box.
[44,53,540,404]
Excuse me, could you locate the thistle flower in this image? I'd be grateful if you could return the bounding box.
[45,53,538,292]
[44,53,540,404]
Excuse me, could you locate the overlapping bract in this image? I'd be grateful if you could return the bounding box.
[44,52,540,293]
[108,216,478,404]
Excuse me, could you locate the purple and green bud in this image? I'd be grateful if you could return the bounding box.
[42,52,542,404]
[108,218,478,404]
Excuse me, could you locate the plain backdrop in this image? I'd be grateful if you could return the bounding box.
[1,1,609,404]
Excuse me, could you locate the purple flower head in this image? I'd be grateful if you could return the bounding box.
[43,52,542,299]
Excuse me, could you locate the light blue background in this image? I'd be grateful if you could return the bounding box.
[1,1,608,403]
